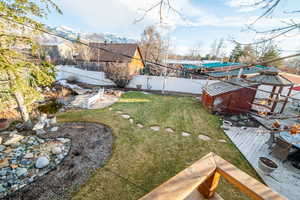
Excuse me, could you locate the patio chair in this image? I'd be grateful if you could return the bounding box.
[269,137,292,162]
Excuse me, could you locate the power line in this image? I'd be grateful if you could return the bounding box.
[1,16,300,100]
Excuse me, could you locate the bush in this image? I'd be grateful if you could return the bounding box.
[104,62,133,88]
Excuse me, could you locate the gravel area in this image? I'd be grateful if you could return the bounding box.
[3,122,113,200]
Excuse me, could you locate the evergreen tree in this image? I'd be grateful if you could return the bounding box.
[0,0,61,128]
[229,43,243,62]
[260,45,282,67]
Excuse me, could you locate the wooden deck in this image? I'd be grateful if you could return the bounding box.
[223,126,300,200]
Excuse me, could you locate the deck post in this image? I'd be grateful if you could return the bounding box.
[280,85,293,113]
[269,86,277,105]
[271,86,283,114]
[198,171,221,198]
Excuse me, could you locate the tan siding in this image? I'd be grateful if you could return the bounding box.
[128,49,145,75]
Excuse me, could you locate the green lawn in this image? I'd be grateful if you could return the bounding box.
[57,91,259,200]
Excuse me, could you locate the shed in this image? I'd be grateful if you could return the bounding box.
[202,78,259,114]
[247,68,294,114]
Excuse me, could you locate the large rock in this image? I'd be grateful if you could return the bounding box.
[35,156,49,169]
[4,133,24,146]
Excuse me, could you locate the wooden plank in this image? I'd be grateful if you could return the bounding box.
[197,171,221,198]
[139,153,217,200]
[213,155,287,200]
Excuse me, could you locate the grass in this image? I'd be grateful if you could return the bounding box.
[57,91,259,200]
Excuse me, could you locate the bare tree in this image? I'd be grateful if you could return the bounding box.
[140,26,167,63]
[189,42,203,60]
[134,0,183,24]
[240,0,300,44]
[210,38,226,60]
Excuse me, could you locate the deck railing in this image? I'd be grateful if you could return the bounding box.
[139,152,286,200]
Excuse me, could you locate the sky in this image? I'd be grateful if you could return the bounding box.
[42,0,300,56]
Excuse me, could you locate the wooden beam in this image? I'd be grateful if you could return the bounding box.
[280,85,293,114]
[139,153,287,200]
[271,86,283,113]
[213,155,286,200]
[139,153,217,200]
[198,171,221,198]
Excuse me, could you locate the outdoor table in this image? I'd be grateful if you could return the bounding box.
[279,131,300,149]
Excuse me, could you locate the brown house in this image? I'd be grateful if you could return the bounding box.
[77,43,145,75]
[202,78,259,114]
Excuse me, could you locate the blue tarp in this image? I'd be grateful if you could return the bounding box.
[202,62,241,68]
[182,64,201,69]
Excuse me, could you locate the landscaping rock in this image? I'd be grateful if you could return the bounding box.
[129,119,134,124]
[137,124,144,128]
[24,153,34,159]
[51,147,62,155]
[150,126,160,131]
[218,139,227,143]
[121,114,130,119]
[165,128,174,133]
[116,111,122,114]
[108,108,113,111]
[0,145,5,152]
[16,168,28,177]
[35,156,50,169]
[182,132,191,137]
[36,129,46,135]
[198,134,211,141]
[50,127,59,132]
[0,158,9,168]
[4,134,24,146]
[49,117,57,125]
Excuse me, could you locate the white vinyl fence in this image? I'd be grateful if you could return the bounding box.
[55,65,300,98]
[56,65,115,86]
[56,65,217,94]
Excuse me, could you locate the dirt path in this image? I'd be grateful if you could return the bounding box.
[3,122,113,200]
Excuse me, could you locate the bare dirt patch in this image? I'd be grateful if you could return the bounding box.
[3,122,113,200]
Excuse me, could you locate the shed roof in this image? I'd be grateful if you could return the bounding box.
[248,68,293,86]
[206,65,268,77]
[88,43,140,62]
[204,78,258,96]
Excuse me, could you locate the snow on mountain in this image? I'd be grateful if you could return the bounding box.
[39,25,136,45]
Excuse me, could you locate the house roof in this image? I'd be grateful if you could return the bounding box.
[204,78,258,96]
[89,43,140,62]
[248,68,293,86]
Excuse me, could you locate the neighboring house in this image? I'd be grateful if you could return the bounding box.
[41,42,75,63]
[202,78,259,114]
[77,43,145,75]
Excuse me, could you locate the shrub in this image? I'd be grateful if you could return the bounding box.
[104,62,133,88]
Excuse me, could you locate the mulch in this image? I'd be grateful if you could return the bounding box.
[3,122,113,200]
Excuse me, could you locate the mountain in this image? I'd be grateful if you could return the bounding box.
[39,25,136,45]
